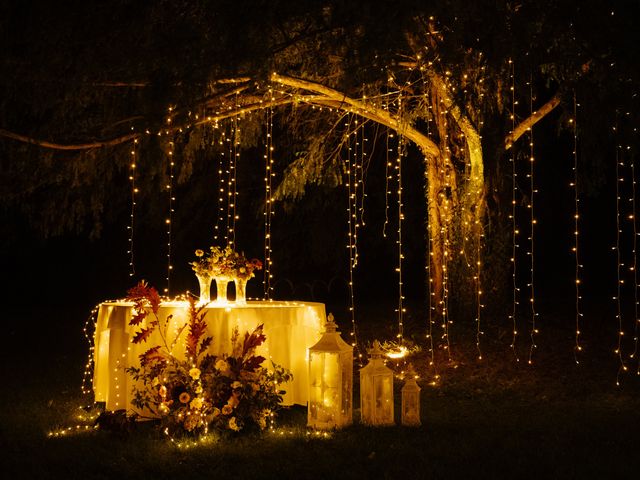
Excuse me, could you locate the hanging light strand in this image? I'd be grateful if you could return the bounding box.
[352,118,361,267]
[225,123,234,247]
[264,100,275,299]
[425,162,436,370]
[81,305,100,395]
[214,126,226,243]
[231,108,240,248]
[358,118,369,229]
[572,92,583,363]
[127,135,138,278]
[383,116,392,238]
[614,126,627,385]
[508,59,520,361]
[475,225,483,361]
[439,95,452,361]
[344,114,361,361]
[165,139,175,295]
[396,131,405,342]
[527,77,538,365]
[422,84,437,373]
[630,140,639,371]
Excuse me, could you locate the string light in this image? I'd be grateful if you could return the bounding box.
[263,98,275,299]
[527,77,538,365]
[127,135,138,277]
[214,126,226,243]
[396,131,405,342]
[614,124,627,385]
[353,118,360,267]
[571,92,583,363]
[475,221,483,361]
[231,103,240,248]
[48,424,99,438]
[81,305,100,395]
[165,138,175,294]
[508,59,520,361]
[357,116,368,230]
[422,85,437,376]
[630,143,639,368]
[424,158,436,372]
[632,127,640,375]
[344,114,361,362]
[383,112,392,238]
[225,122,234,246]
[438,95,452,361]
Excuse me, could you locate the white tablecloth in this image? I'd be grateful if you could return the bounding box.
[93,300,325,411]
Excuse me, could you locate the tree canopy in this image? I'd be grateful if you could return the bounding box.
[1,0,639,310]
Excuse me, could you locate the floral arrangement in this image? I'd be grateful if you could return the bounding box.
[191,246,262,280]
[124,281,291,438]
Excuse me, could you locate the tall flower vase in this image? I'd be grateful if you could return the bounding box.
[235,278,248,305]
[215,277,230,304]
[196,274,212,304]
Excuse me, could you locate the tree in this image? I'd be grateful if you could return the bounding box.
[1,0,638,319]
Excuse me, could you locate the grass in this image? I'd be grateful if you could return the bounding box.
[2,302,640,479]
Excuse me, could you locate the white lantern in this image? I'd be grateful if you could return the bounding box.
[307,313,353,429]
[401,364,421,426]
[359,340,394,425]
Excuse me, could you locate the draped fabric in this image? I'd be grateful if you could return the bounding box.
[93,301,325,411]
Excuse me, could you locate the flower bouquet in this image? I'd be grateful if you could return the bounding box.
[124,281,291,439]
[191,246,263,304]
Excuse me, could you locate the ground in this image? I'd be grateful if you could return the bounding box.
[1,300,639,479]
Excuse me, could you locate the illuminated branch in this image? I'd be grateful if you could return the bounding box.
[1,75,442,157]
[504,93,561,149]
[271,73,441,159]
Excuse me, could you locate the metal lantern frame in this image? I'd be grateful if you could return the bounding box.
[401,364,421,426]
[359,340,395,426]
[307,313,353,429]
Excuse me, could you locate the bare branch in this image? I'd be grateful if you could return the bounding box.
[504,93,561,149]
[0,128,138,150]
[90,77,251,87]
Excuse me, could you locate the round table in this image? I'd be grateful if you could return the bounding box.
[93,300,325,412]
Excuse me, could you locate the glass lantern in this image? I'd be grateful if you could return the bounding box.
[307,313,353,429]
[359,340,394,426]
[401,364,421,426]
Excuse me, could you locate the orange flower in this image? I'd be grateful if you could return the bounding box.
[179,392,191,404]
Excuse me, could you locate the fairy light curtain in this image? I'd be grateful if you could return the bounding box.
[127,136,138,278]
[263,99,275,299]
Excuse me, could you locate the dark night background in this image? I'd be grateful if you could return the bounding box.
[1,1,640,478]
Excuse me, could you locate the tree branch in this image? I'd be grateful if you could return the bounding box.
[90,77,251,87]
[271,73,440,158]
[0,128,138,150]
[504,93,561,150]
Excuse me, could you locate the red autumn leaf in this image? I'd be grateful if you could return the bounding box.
[198,336,213,356]
[242,324,266,356]
[139,346,166,366]
[147,287,161,314]
[126,280,151,300]
[243,355,266,372]
[132,327,153,344]
[129,311,147,326]
[126,280,161,314]
[186,298,209,359]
